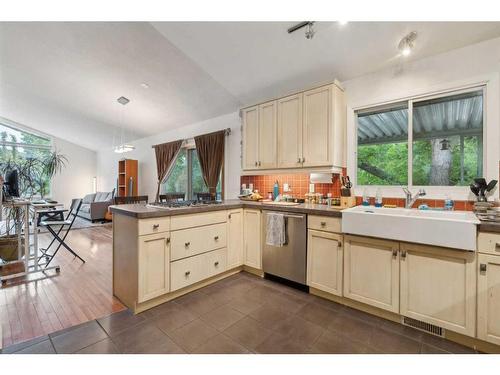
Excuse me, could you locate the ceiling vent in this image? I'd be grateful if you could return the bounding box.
[402,316,444,337]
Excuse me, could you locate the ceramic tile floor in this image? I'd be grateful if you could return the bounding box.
[1,272,480,354]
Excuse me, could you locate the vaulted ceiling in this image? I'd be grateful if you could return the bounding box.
[1,21,500,151]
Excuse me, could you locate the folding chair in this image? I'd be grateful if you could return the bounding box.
[38,199,85,268]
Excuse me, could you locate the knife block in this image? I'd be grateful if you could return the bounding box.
[340,196,356,209]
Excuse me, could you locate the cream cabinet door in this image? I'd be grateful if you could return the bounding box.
[242,105,259,170]
[302,85,332,167]
[343,235,400,313]
[258,101,277,169]
[244,209,261,269]
[227,209,244,269]
[400,243,476,337]
[307,230,343,296]
[277,94,302,168]
[477,253,500,345]
[138,232,170,303]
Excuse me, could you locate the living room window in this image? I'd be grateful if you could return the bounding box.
[356,87,484,187]
[161,147,222,200]
[0,118,53,197]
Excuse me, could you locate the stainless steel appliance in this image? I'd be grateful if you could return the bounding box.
[262,210,307,285]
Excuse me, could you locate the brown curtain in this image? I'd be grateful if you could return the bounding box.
[194,130,225,200]
[153,139,183,202]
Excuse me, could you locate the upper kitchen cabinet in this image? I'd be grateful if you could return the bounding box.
[242,81,345,173]
[242,105,260,170]
[277,93,303,168]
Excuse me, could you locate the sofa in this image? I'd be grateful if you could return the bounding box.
[78,191,114,222]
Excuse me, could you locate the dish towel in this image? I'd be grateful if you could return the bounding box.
[266,213,286,247]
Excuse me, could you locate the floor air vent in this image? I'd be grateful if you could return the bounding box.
[402,317,444,337]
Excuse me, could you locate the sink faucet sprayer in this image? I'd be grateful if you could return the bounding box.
[402,187,426,209]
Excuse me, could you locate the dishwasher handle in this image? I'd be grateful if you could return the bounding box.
[282,214,305,220]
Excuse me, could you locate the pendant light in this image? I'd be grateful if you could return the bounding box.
[114,96,135,153]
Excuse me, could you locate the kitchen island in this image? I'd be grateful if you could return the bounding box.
[110,200,342,313]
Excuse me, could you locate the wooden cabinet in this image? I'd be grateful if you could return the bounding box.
[277,94,302,168]
[243,209,262,269]
[138,232,170,303]
[242,105,259,170]
[227,209,244,269]
[307,230,343,296]
[343,235,400,313]
[170,223,226,261]
[241,82,345,172]
[302,85,332,167]
[400,243,476,337]
[258,101,277,169]
[477,232,500,256]
[117,159,138,197]
[477,253,500,345]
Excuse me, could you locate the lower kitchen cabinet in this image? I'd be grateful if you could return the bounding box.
[138,232,170,303]
[227,209,244,269]
[307,229,343,296]
[244,209,262,269]
[343,235,400,313]
[400,243,476,337]
[477,253,500,345]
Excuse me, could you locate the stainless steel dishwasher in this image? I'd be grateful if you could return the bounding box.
[261,210,307,285]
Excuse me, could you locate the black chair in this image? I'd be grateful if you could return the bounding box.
[195,192,212,201]
[159,193,185,202]
[114,195,149,204]
[38,199,85,268]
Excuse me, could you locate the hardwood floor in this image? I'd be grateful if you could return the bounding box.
[0,225,125,347]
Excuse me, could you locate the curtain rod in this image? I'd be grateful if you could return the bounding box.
[151,128,231,148]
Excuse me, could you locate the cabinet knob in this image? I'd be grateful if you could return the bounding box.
[214,261,219,267]
[152,224,160,229]
[298,158,301,163]
[320,221,326,227]
[302,157,305,163]
[214,236,219,241]
[480,263,487,273]
[258,161,261,166]
[185,271,191,276]
[255,161,258,166]
[392,249,398,258]
[166,238,170,244]
[228,214,232,219]
[401,250,407,259]
[185,242,190,247]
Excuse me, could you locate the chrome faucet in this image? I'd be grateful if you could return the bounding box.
[402,187,426,209]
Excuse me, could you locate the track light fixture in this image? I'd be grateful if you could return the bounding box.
[398,31,417,57]
[288,21,315,40]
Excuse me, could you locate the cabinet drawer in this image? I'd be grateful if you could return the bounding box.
[138,217,170,236]
[171,223,227,261]
[170,254,206,291]
[478,232,500,255]
[308,215,341,233]
[206,248,227,278]
[170,210,227,230]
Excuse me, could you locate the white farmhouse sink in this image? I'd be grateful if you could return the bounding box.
[342,206,480,251]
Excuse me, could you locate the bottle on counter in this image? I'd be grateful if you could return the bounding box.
[375,188,383,207]
[444,195,454,210]
[362,188,370,206]
[273,181,280,201]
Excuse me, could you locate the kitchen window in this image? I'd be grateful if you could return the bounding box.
[356,87,484,187]
[161,147,222,200]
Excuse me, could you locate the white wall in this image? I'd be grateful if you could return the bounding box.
[51,137,97,206]
[96,112,241,200]
[342,36,500,200]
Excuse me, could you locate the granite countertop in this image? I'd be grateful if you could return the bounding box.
[109,199,344,219]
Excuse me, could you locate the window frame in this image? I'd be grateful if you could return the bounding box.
[354,85,487,193]
[161,140,224,200]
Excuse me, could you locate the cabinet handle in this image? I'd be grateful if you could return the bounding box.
[214,236,219,241]
[214,261,219,267]
[302,157,305,163]
[480,263,487,273]
[320,221,326,227]
[338,241,342,248]
[152,224,160,229]
[258,161,261,166]
[392,249,398,258]
[228,213,232,219]
[166,238,170,244]
[255,161,258,166]
[185,271,191,276]
[401,250,407,259]
[297,157,301,163]
[185,242,190,247]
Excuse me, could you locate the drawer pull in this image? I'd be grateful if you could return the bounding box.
[152,224,160,229]
[166,238,170,244]
[320,222,326,227]
[185,271,191,276]
[214,261,219,267]
[214,236,219,241]
[480,264,487,273]
[185,242,190,247]
[392,249,398,258]
[401,250,407,259]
